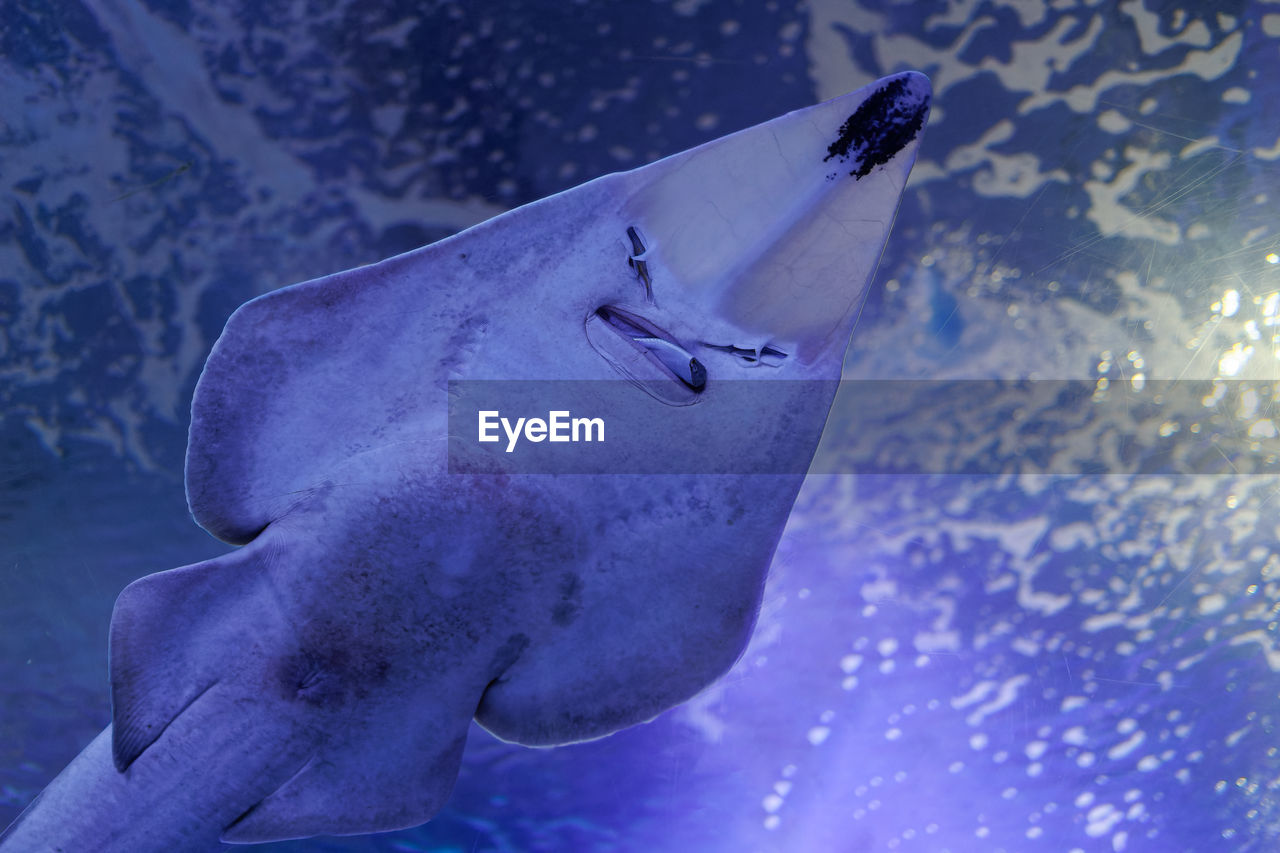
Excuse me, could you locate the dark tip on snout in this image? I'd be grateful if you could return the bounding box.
[824,72,931,180]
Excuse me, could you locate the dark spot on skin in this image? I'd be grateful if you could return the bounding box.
[487,632,530,677]
[280,650,343,706]
[279,646,390,707]
[824,76,930,180]
[551,571,583,626]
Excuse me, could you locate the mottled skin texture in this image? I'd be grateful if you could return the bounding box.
[0,72,928,851]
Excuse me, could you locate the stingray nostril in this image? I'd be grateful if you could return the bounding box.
[625,226,646,256]
[586,306,706,405]
[624,226,654,302]
[703,342,789,368]
[591,306,706,392]
[632,336,706,390]
[594,305,651,338]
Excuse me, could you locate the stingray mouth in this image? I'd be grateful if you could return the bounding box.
[585,305,705,406]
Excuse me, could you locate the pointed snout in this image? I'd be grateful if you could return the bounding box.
[622,71,931,366]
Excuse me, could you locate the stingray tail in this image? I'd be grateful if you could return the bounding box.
[0,702,309,852]
[0,545,310,852]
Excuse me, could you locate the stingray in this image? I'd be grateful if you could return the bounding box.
[0,71,929,850]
